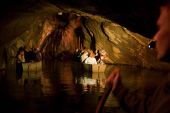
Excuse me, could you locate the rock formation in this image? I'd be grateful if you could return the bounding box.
[0,1,169,70]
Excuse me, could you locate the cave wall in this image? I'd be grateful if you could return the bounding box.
[0,2,170,70]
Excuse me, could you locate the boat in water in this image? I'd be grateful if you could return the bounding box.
[22,61,42,72]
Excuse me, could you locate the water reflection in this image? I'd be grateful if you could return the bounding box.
[2,58,168,113]
[41,60,168,112]
[77,72,106,93]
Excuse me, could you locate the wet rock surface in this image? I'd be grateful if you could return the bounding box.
[0,1,169,70]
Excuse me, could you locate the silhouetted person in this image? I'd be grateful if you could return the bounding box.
[95,50,101,62]
[105,1,170,113]
[84,50,97,64]
[24,39,37,62]
[16,47,25,80]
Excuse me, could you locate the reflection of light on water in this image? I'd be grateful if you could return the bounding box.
[92,72,106,89]
[78,72,106,87]
[79,77,96,85]
[78,76,97,93]
[76,72,107,93]
[40,73,55,96]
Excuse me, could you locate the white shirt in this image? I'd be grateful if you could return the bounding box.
[84,57,97,64]
[81,52,88,62]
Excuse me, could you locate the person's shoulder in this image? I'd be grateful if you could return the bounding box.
[164,81,170,91]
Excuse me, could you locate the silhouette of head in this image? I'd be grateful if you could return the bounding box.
[153,0,170,62]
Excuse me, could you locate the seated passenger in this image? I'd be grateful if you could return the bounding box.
[103,1,170,113]
[24,39,37,62]
[97,55,105,64]
[84,51,97,64]
[81,50,89,63]
[95,50,101,62]
[73,49,82,62]
[16,47,25,79]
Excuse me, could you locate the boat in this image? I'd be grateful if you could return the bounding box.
[83,63,106,73]
[22,60,42,72]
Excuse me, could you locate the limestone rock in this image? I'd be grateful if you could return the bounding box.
[0,2,169,70]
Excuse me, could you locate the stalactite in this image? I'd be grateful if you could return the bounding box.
[43,13,82,60]
[75,27,85,49]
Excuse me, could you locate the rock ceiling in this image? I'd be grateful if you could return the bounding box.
[0,0,162,38]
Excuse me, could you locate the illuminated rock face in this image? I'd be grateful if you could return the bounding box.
[0,2,169,70]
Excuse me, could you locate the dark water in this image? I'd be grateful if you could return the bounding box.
[0,59,168,113]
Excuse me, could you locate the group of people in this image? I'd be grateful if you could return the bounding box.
[103,0,170,113]
[73,49,106,65]
[15,39,42,81]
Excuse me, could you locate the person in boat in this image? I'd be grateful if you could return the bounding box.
[81,49,89,63]
[95,50,105,64]
[95,50,101,62]
[24,39,42,62]
[16,47,25,80]
[24,39,38,62]
[73,49,83,62]
[84,50,97,64]
[106,0,170,113]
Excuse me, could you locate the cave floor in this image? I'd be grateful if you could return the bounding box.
[0,58,167,113]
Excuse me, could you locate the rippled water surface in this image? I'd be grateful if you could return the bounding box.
[0,59,168,113]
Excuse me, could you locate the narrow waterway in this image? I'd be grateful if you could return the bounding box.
[0,58,168,113]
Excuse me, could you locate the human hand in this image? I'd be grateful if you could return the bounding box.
[106,68,121,91]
